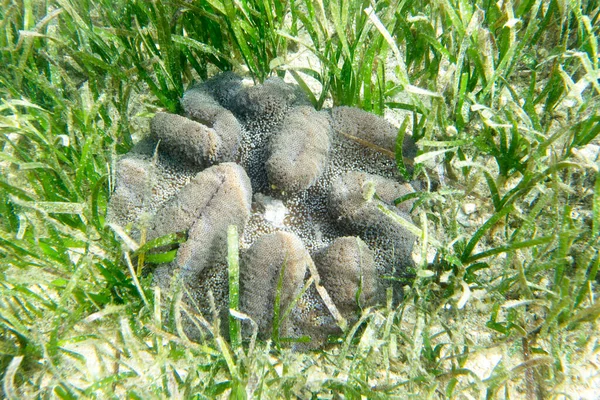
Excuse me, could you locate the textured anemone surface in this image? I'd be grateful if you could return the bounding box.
[108,73,420,348]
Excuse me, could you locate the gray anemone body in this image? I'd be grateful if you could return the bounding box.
[107,73,421,348]
[266,106,332,193]
[240,231,309,337]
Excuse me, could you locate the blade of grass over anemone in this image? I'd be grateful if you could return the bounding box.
[271,257,286,344]
[288,69,319,108]
[227,225,241,349]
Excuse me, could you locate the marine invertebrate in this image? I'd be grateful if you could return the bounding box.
[266,106,331,192]
[108,73,420,348]
[240,231,310,337]
[314,236,378,319]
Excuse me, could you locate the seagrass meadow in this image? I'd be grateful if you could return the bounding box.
[1,0,600,398]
